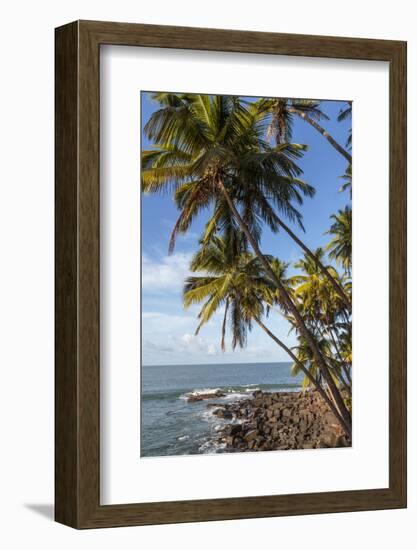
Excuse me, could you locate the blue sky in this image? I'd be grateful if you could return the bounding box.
[141,93,351,366]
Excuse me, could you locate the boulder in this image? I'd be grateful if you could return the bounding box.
[243,429,259,442]
[224,424,242,436]
[319,431,338,448]
[213,408,233,419]
[336,435,349,447]
[323,411,339,426]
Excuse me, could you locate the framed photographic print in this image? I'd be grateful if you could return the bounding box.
[55,20,407,528]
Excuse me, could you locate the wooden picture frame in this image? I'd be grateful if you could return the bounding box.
[55,20,407,529]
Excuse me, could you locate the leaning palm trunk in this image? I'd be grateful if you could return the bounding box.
[325,386,344,420]
[275,216,351,310]
[217,178,352,437]
[288,107,352,163]
[254,317,351,437]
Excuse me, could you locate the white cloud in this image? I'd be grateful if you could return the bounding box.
[142,252,193,292]
[142,338,176,353]
[207,344,216,356]
[142,328,220,362]
[179,333,218,356]
[141,304,296,365]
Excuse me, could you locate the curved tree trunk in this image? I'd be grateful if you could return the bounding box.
[217,178,352,436]
[288,107,352,163]
[254,317,351,437]
[275,215,351,310]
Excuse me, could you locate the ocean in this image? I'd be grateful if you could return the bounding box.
[141,361,303,457]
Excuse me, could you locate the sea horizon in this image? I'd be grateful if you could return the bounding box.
[142,359,293,368]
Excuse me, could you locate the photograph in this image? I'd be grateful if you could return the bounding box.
[140,91,352,457]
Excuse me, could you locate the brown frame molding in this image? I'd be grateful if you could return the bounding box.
[55,20,407,529]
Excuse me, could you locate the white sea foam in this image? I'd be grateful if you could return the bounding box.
[200,409,224,423]
[224,392,248,401]
[179,385,261,401]
[179,387,223,400]
[198,439,226,454]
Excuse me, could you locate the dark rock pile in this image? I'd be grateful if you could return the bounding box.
[208,390,350,452]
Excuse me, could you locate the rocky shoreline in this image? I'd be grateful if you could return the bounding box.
[207,390,350,452]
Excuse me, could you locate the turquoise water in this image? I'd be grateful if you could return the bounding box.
[141,361,302,457]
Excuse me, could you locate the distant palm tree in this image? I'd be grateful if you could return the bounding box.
[290,333,330,389]
[290,332,351,413]
[337,101,352,149]
[291,248,349,324]
[326,206,352,275]
[142,93,352,432]
[339,163,352,197]
[183,236,351,436]
[255,97,352,163]
[290,248,352,395]
[338,322,352,367]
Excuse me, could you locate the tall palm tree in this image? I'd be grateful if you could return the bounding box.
[142,93,352,431]
[183,237,351,436]
[326,206,352,276]
[255,97,352,163]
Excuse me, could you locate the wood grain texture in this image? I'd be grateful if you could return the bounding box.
[388,41,407,504]
[55,20,407,529]
[55,21,79,527]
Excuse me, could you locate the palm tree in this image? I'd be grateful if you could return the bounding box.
[183,235,272,349]
[337,322,352,379]
[142,93,352,432]
[255,97,352,163]
[183,237,351,436]
[290,333,330,389]
[339,163,352,197]
[326,206,352,276]
[337,101,352,149]
[289,248,351,394]
[291,248,349,324]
